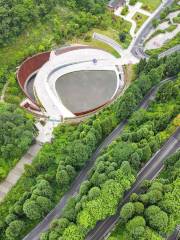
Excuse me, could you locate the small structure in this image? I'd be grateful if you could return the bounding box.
[108,0,126,10]
[92,58,98,64]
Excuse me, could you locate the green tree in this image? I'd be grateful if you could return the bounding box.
[145,205,168,233]
[23,199,42,220]
[62,224,85,240]
[120,202,135,222]
[56,169,70,187]
[88,187,101,200]
[134,202,144,215]
[126,216,146,239]
[129,0,137,5]
[36,196,52,214]
[5,220,24,240]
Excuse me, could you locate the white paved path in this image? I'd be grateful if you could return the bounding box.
[0,82,8,102]
[0,142,42,202]
[115,2,151,37]
[93,32,123,55]
[145,25,180,50]
[129,0,172,51]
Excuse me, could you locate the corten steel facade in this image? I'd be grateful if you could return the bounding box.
[17,51,51,102]
[17,46,123,118]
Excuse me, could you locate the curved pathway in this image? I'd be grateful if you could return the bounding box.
[93,1,177,64]
[93,32,123,56]
[23,77,174,240]
[0,82,8,102]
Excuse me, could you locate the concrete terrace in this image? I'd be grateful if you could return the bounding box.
[34,47,122,120]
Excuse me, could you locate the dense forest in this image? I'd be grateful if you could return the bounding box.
[0,0,108,46]
[0,53,179,240]
[109,149,180,240]
[0,104,35,182]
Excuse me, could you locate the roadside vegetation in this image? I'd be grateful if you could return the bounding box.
[121,5,129,16]
[109,148,180,240]
[40,56,180,240]
[0,53,179,240]
[145,23,178,45]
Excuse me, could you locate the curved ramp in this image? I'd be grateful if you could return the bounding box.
[93,32,123,56]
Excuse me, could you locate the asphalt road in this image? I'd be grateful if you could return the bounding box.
[23,75,174,240]
[131,0,175,59]
[86,128,180,240]
[168,225,180,240]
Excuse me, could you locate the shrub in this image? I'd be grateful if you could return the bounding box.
[5,220,24,240]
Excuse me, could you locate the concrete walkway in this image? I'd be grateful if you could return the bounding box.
[115,2,151,37]
[145,9,180,50]
[0,142,42,202]
[93,32,123,56]
[145,25,180,50]
[0,82,8,102]
[129,0,174,51]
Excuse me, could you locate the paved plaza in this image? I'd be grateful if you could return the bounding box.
[55,70,117,113]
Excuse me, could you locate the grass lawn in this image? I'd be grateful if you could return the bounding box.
[124,64,137,85]
[139,0,162,12]
[89,18,132,49]
[166,24,177,32]
[133,12,148,33]
[70,37,121,58]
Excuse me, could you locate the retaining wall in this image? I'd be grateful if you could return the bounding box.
[17,52,51,97]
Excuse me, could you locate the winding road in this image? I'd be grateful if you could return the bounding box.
[23,76,176,240]
[86,127,180,240]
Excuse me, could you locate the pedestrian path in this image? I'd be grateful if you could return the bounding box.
[0,142,42,202]
[0,82,8,102]
[93,32,123,56]
[114,1,151,38]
